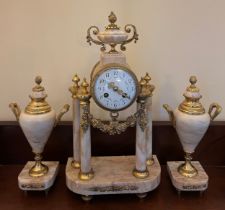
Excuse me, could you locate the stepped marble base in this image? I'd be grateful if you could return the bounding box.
[18,161,59,191]
[167,161,208,192]
[66,155,161,199]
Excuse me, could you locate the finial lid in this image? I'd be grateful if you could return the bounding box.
[25,76,51,115]
[178,76,205,115]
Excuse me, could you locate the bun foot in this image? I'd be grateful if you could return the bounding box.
[136,193,148,199]
[81,195,93,201]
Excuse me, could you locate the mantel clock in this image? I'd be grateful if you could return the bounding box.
[66,12,161,201]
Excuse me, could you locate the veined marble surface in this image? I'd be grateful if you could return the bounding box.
[167,161,208,191]
[19,110,56,154]
[18,161,59,191]
[146,97,153,161]
[72,99,80,164]
[135,103,147,172]
[66,155,161,196]
[174,108,210,153]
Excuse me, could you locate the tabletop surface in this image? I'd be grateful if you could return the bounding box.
[0,164,224,210]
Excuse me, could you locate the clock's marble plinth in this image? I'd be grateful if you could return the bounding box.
[167,161,208,192]
[18,161,59,191]
[66,155,161,198]
[100,51,126,65]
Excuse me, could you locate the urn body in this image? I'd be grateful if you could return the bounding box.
[19,110,56,154]
[174,108,210,153]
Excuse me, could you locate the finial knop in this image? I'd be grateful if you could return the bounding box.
[190,76,197,85]
[108,12,117,24]
[35,76,42,85]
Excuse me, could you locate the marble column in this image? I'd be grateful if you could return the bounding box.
[72,98,80,168]
[133,100,148,178]
[146,96,154,165]
[79,102,93,180]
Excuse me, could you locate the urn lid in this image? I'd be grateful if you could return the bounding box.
[178,76,205,115]
[25,76,51,114]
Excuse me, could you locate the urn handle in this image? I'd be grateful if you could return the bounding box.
[120,24,138,51]
[86,26,106,51]
[208,103,222,121]
[9,103,21,122]
[163,104,176,127]
[55,104,70,126]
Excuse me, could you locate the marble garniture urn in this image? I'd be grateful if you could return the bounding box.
[9,76,70,177]
[87,11,138,53]
[163,76,222,178]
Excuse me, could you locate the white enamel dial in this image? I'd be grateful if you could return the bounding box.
[92,66,138,111]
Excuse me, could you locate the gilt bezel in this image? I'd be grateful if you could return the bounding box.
[91,63,139,111]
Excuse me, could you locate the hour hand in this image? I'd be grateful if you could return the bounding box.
[108,82,117,90]
[108,82,130,99]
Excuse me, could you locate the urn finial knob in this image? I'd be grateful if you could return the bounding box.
[109,12,117,23]
[187,76,199,93]
[190,75,197,85]
[109,11,117,23]
[33,76,44,92]
[35,76,42,85]
[106,12,119,30]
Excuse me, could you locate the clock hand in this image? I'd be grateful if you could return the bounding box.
[108,82,117,90]
[121,92,130,99]
[108,82,130,99]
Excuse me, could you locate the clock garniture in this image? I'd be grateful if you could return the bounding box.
[66,12,161,200]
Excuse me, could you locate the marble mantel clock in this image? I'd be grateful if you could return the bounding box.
[66,12,161,201]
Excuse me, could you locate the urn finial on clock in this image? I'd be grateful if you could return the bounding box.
[87,12,138,53]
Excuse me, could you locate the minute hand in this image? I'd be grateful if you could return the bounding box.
[108,82,130,99]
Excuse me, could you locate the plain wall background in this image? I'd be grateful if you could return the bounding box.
[0,0,225,121]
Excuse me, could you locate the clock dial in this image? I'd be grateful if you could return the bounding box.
[92,66,138,111]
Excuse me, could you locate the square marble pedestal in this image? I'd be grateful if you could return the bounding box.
[18,161,59,191]
[66,155,161,198]
[167,161,208,192]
